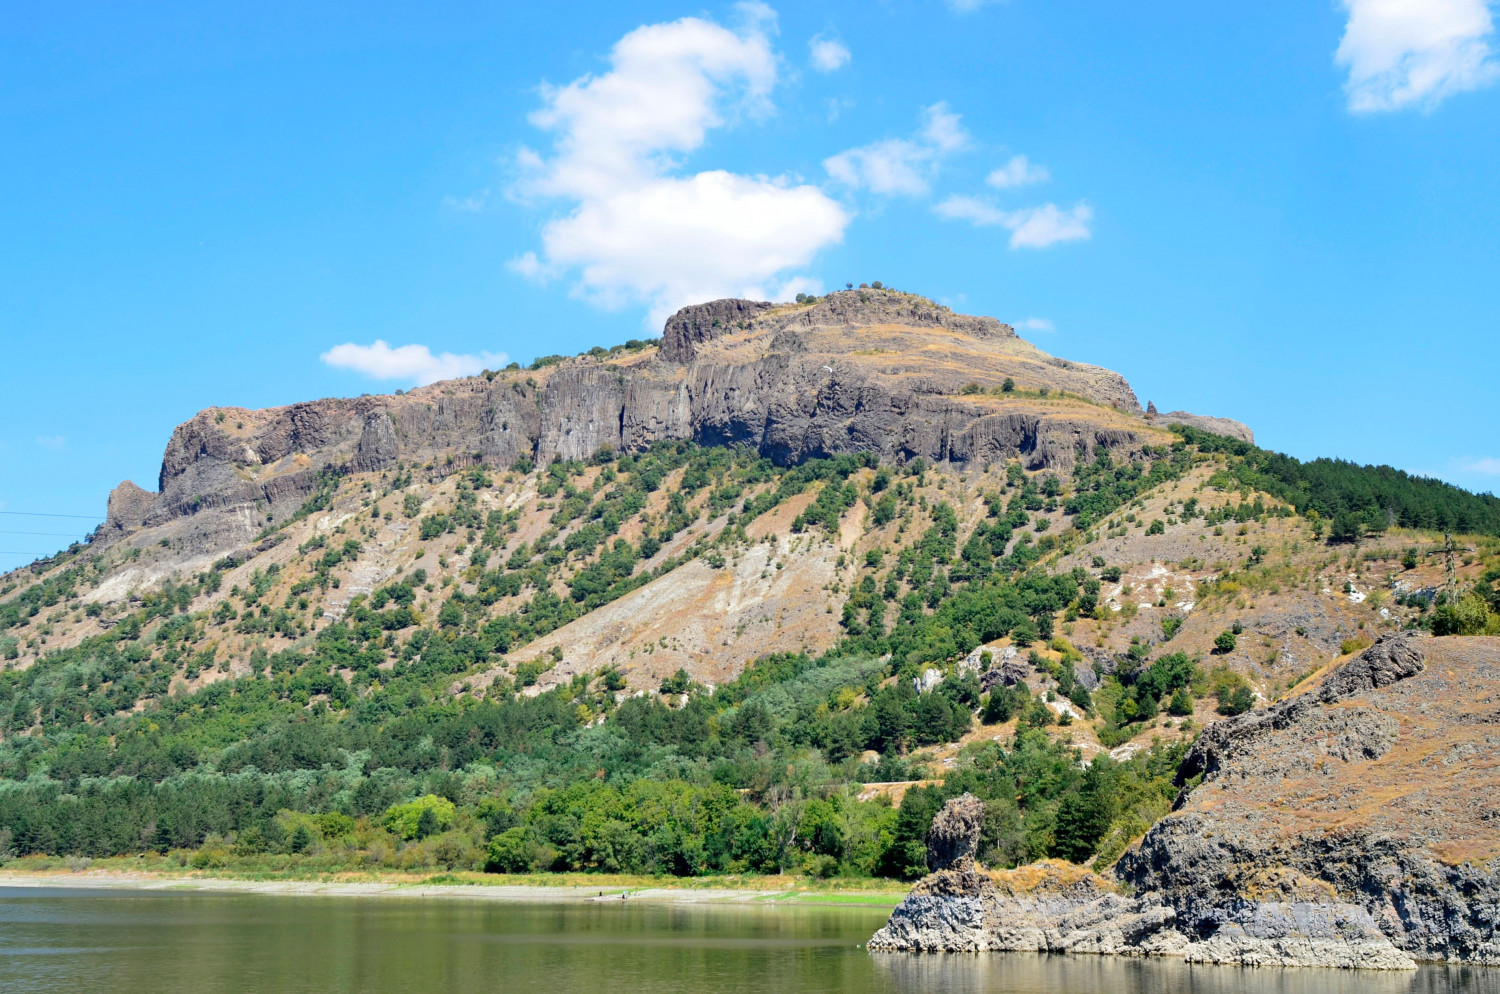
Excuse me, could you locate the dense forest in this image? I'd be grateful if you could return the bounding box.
[1175,425,1500,538]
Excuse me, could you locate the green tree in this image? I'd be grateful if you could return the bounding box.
[1167,687,1194,716]
[1050,763,1115,863]
[485,827,535,873]
[1431,595,1491,636]
[1213,630,1237,654]
[384,795,456,840]
[1217,684,1253,716]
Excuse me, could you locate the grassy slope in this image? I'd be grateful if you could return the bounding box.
[1,429,1497,883]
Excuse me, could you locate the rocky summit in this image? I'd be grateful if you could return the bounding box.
[98,289,1218,564]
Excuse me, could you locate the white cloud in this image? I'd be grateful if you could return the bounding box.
[1016,317,1054,333]
[321,341,509,387]
[809,35,850,72]
[1337,0,1500,112]
[824,97,854,122]
[823,102,970,196]
[986,154,1049,188]
[935,195,1009,226]
[1458,456,1500,475]
[935,196,1094,249]
[944,0,1006,11]
[1006,203,1093,248]
[919,102,969,152]
[825,138,933,195]
[513,13,849,327]
[35,436,66,449]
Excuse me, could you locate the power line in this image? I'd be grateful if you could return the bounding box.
[0,510,99,520]
[0,530,86,537]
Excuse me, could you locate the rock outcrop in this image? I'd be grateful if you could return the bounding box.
[869,833,1412,967]
[86,292,1129,552]
[1148,410,1255,444]
[90,289,1250,563]
[926,792,984,872]
[1123,633,1500,965]
[872,634,1500,967]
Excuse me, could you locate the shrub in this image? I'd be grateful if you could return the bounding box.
[660,668,693,695]
[1213,630,1237,654]
[1402,547,1419,571]
[384,795,457,840]
[1001,377,1015,393]
[1431,595,1492,636]
[1146,519,1165,535]
[1167,687,1194,716]
[1217,685,1253,716]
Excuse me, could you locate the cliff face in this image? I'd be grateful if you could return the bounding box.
[102,290,1190,556]
[868,799,1415,968]
[870,634,1500,967]
[1119,633,1500,966]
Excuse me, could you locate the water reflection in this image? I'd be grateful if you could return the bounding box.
[0,888,1493,994]
[872,951,1500,994]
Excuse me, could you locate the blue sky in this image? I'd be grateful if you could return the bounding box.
[3,0,1499,570]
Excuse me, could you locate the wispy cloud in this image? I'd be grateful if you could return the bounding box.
[808,35,850,72]
[934,196,1093,248]
[944,0,1008,12]
[1337,0,1499,112]
[442,189,491,212]
[1016,317,1054,333]
[35,435,66,449]
[320,341,509,386]
[824,103,970,196]
[1457,456,1500,475]
[986,154,1049,188]
[510,10,848,328]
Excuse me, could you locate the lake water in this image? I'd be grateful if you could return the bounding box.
[0,887,1496,994]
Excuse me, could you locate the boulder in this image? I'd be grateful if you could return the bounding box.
[926,793,984,872]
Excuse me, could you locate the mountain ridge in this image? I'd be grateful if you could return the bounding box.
[96,288,1245,565]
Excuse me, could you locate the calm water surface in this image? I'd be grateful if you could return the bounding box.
[0,887,1495,994]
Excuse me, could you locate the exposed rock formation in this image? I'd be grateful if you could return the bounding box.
[927,792,984,872]
[869,834,1412,967]
[1150,410,1255,444]
[872,634,1500,967]
[1123,633,1500,965]
[91,290,1249,563]
[103,480,159,537]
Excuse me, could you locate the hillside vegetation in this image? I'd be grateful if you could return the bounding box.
[3,370,1498,883]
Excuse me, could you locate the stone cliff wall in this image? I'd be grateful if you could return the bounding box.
[97,290,1243,555]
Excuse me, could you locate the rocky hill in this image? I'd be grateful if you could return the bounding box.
[96,289,1189,564]
[1,288,1496,967]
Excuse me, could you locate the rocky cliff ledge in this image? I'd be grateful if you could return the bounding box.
[97,289,1245,559]
[870,633,1500,968]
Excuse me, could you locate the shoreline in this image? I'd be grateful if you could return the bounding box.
[0,867,907,909]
